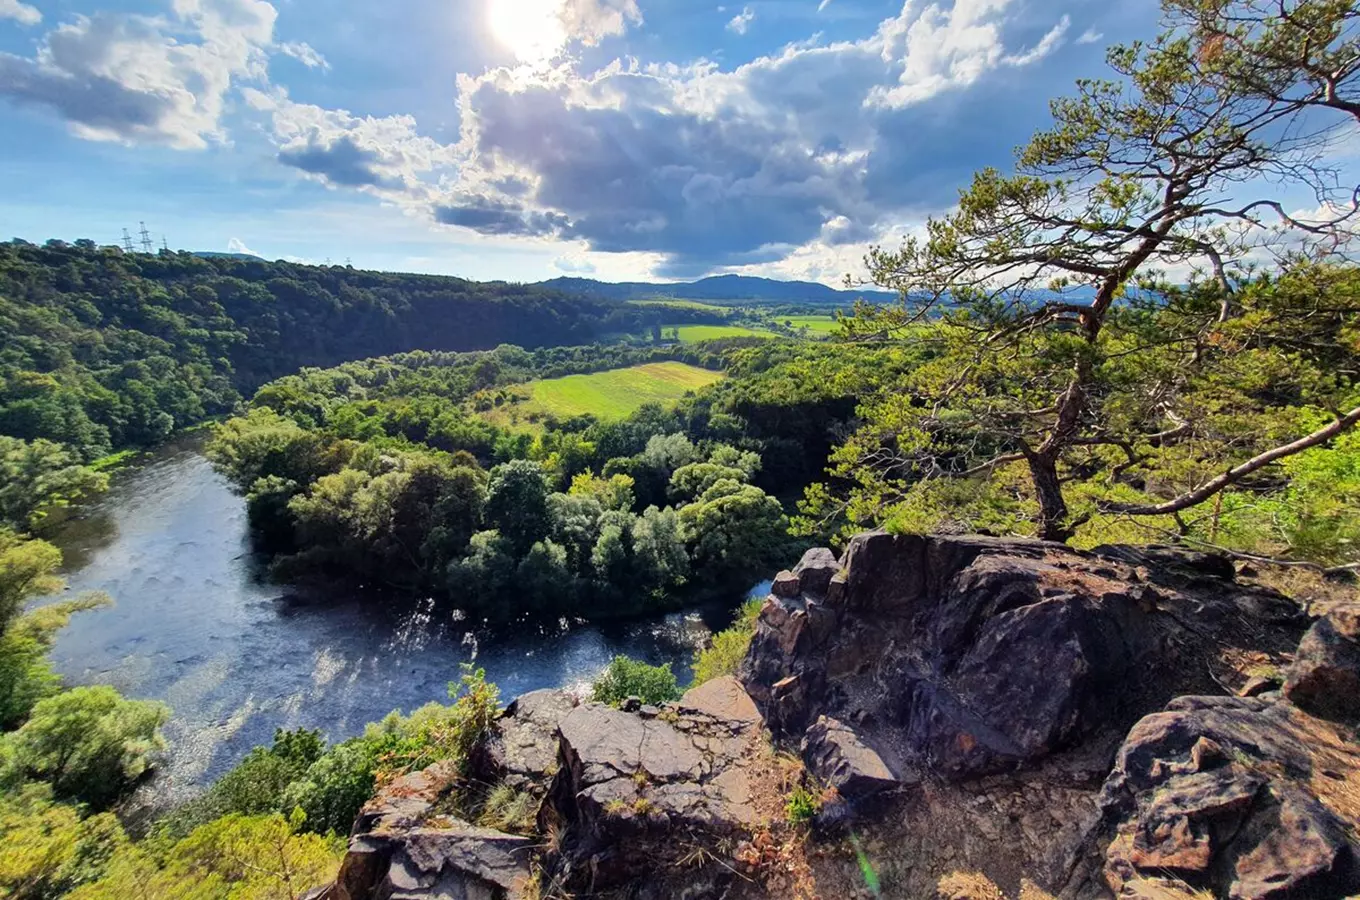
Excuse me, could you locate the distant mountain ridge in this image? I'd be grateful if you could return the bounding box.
[538,273,900,305]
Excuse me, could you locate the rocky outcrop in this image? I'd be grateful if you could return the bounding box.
[1100,695,1360,899]
[742,534,1305,787]
[308,762,535,900]
[477,688,577,794]
[311,534,1360,900]
[1283,611,1360,720]
[546,688,767,889]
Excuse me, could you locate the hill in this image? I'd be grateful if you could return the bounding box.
[539,273,900,305]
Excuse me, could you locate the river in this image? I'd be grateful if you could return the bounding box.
[43,437,758,805]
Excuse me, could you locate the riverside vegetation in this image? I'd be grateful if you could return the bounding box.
[0,0,1358,895]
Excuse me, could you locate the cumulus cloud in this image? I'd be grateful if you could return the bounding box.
[727,7,755,34]
[226,237,259,255]
[0,0,41,26]
[417,0,1069,272]
[0,0,277,148]
[553,253,597,274]
[243,87,457,196]
[560,0,642,45]
[276,40,329,70]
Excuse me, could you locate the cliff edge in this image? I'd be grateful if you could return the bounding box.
[307,533,1360,900]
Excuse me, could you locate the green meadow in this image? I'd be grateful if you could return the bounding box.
[481,361,724,430]
[669,324,775,342]
[779,315,842,335]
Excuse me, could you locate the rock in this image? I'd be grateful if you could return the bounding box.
[793,547,841,597]
[801,715,902,799]
[549,697,764,889]
[1284,613,1360,720]
[314,764,535,900]
[479,689,576,793]
[742,534,1305,779]
[680,675,763,726]
[1100,695,1360,899]
[1239,675,1278,697]
[381,825,534,899]
[771,570,802,598]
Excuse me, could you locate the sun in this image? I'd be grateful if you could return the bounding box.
[487,0,567,65]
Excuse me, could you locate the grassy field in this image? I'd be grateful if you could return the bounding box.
[628,299,732,312]
[669,324,775,342]
[777,315,842,335]
[481,362,724,430]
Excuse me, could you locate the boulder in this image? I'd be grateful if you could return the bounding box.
[313,762,535,900]
[792,546,840,598]
[771,570,802,598]
[742,534,1305,779]
[549,696,764,889]
[801,715,902,799]
[680,675,763,726]
[1099,695,1360,899]
[479,688,576,793]
[1284,612,1360,720]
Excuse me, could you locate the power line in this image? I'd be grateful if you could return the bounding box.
[139,221,153,254]
[122,228,135,253]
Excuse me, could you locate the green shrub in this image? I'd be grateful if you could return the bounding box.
[785,784,821,826]
[691,598,763,687]
[9,685,168,810]
[591,656,682,707]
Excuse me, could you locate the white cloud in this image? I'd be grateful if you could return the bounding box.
[553,252,597,273]
[245,87,459,200]
[1075,27,1102,45]
[868,0,1068,109]
[0,0,41,26]
[226,237,259,255]
[817,0,833,11]
[0,0,278,148]
[1003,15,1069,67]
[727,6,755,34]
[276,40,329,70]
[560,0,642,45]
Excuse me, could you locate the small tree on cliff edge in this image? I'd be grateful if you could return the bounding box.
[845,0,1360,542]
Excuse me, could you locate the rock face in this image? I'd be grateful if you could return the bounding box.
[478,688,577,794]
[1284,612,1360,720]
[742,534,1304,786]
[311,535,1360,900]
[547,692,766,888]
[309,762,535,900]
[1100,695,1360,899]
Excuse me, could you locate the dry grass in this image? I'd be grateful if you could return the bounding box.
[937,871,1006,900]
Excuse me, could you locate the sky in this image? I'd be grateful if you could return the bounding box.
[0,0,1183,283]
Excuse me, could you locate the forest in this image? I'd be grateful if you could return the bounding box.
[0,0,1357,894]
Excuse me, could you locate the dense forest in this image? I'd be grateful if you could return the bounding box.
[0,239,730,463]
[202,338,923,619]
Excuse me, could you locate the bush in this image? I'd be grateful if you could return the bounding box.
[591,656,682,707]
[9,685,168,810]
[690,598,763,687]
[0,784,126,899]
[785,784,821,826]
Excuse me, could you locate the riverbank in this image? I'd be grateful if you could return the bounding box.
[42,438,756,806]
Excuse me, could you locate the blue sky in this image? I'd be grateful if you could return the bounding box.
[1,0,1173,282]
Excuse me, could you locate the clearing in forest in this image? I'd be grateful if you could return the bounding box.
[779,315,841,335]
[480,361,724,430]
[669,324,775,342]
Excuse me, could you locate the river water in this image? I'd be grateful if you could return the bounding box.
[43,437,757,805]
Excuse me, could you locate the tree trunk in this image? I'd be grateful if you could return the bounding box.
[1027,450,1072,543]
